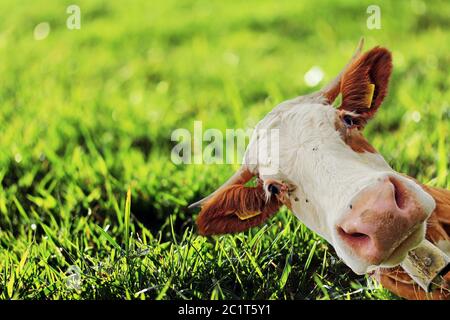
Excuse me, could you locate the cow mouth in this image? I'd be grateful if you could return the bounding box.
[338,223,424,268]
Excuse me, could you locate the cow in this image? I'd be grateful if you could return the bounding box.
[190,39,450,300]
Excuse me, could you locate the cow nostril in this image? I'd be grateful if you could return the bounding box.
[388,177,407,210]
[349,232,368,238]
[338,227,371,245]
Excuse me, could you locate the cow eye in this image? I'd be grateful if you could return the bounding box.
[342,115,356,128]
[268,184,280,195]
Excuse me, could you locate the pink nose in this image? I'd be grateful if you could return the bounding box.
[337,176,428,265]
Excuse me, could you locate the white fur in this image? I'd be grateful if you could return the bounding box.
[244,97,436,275]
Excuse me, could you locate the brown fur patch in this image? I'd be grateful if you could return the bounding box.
[343,129,377,153]
[376,267,449,300]
[335,116,377,153]
[196,183,282,235]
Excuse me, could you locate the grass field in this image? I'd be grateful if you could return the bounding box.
[0,0,449,299]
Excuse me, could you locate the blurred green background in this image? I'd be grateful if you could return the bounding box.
[0,0,448,299]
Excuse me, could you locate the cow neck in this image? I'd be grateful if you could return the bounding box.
[420,184,450,244]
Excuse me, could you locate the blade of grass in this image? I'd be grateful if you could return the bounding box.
[94,225,122,252]
[279,248,293,290]
[125,187,131,253]
[156,277,172,300]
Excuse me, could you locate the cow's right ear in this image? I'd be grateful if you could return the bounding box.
[196,183,282,235]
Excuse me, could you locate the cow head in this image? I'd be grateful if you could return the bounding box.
[190,39,436,275]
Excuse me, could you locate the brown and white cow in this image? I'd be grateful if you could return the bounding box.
[190,39,450,300]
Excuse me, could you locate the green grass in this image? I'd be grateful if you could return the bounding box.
[0,0,449,299]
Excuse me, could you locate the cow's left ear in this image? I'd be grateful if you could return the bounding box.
[196,183,282,235]
[338,47,393,125]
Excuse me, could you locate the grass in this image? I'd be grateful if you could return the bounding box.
[0,0,449,299]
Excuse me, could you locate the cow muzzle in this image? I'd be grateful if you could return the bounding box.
[337,175,430,266]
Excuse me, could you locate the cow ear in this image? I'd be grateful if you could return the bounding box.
[196,183,281,235]
[339,47,393,125]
